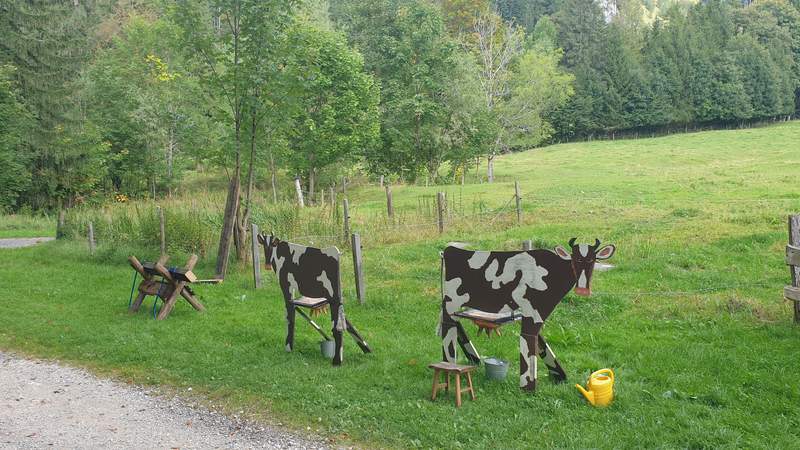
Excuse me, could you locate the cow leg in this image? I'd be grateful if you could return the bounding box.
[330,301,345,366]
[344,319,372,354]
[284,300,296,352]
[519,317,540,391]
[537,334,567,382]
[441,313,459,363]
[455,322,481,364]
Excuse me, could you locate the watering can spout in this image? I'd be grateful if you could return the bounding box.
[575,384,595,405]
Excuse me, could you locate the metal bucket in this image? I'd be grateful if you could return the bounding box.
[484,357,509,380]
[320,340,336,359]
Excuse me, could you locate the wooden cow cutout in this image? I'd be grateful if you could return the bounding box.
[258,234,371,365]
[439,239,615,391]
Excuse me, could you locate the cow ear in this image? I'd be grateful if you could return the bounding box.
[554,246,571,260]
[596,244,615,260]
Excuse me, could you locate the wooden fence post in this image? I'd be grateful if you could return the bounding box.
[341,177,347,197]
[56,209,66,239]
[158,206,166,257]
[294,177,305,208]
[251,222,262,289]
[437,192,445,234]
[352,232,365,304]
[515,181,522,224]
[522,240,533,251]
[88,221,95,255]
[788,215,800,323]
[386,185,394,219]
[343,199,351,238]
[320,188,324,207]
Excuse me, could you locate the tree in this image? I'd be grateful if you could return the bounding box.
[0,65,32,212]
[281,23,380,194]
[0,0,100,209]
[170,0,299,278]
[472,11,524,181]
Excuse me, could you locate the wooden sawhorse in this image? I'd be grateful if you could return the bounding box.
[127,254,206,320]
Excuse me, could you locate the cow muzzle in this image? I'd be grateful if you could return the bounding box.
[574,287,591,297]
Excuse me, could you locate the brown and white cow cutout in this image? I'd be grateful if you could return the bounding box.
[258,234,371,366]
[439,238,615,391]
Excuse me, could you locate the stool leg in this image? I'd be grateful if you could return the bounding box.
[467,372,476,400]
[455,373,462,407]
[431,369,440,401]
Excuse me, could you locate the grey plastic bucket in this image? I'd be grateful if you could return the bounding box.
[484,357,509,380]
[320,340,336,359]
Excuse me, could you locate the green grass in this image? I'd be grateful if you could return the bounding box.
[0,213,54,238]
[2,122,800,448]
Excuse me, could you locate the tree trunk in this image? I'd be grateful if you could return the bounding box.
[270,153,277,203]
[216,171,241,278]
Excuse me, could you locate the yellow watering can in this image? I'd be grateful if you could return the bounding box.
[576,369,614,407]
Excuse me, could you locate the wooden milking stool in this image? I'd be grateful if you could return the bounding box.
[127,254,209,320]
[428,362,477,407]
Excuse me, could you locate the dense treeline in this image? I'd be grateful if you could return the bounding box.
[1,0,799,274]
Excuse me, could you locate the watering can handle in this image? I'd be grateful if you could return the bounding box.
[591,368,614,384]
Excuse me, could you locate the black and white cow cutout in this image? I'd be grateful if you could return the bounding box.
[258,234,371,366]
[439,238,615,391]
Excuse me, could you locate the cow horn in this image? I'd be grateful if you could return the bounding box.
[593,239,601,249]
[568,237,577,248]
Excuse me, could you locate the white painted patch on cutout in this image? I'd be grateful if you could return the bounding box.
[317,270,334,297]
[286,272,299,296]
[467,251,491,269]
[443,327,458,362]
[444,277,470,315]
[336,305,346,331]
[579,244,588,257]
[289,243,305,265]
[321,246,340,261]
[577,271,587,288]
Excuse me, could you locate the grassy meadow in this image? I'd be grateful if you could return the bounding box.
[1,122,800,448]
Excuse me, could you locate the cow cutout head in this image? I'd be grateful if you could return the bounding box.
[259,233,281,271]
[554,238,615,297]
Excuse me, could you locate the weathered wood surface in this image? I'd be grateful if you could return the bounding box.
[522,240,532,251]
[385,185,394,219]
[786,244,800,267]
[294,177,304,208]
[87,222,95,255]
[343,199,350,238]
[437,192,445,234]
[352,233,365,304]
[251,223,262,289]
[784,286,800,302]
[789,215,800,323]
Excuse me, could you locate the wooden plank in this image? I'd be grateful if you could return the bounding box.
[437,192,445,234]
[789,215,800,323]
[87,221,95,255]
[294,177,304,208]
[251,223,262,289]
[786,244,800,266]
[385,185,394,219]
[343,199,350,238]
[784,286,800,302]
[352,233,365,304]
[522,240,532,251]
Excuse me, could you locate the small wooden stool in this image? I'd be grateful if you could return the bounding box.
[428,362,477,407]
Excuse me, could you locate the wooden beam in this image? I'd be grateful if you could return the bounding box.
[784,286,800,302]
[786,244,800,267]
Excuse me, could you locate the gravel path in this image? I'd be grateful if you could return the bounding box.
[0,237,54,249]
[0,352,330,449]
